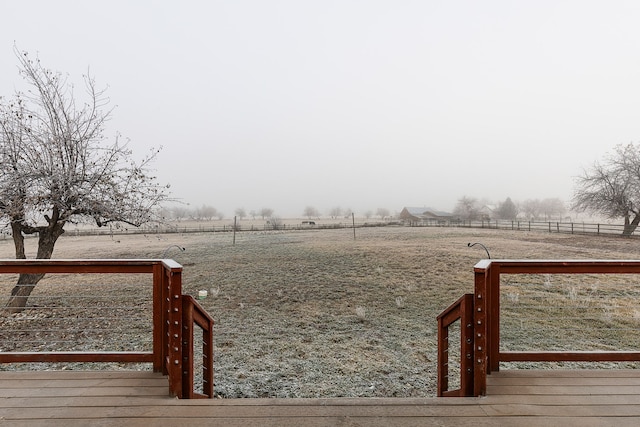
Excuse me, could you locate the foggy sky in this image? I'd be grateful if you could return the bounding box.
[3,1,640,218]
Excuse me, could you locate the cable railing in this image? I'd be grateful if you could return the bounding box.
[181,295,214,399]
[438,260,640,397]
[436,294,474,397]
[0,259,213,398]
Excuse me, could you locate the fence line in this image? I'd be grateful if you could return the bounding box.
[443,219,632,237]
[57,221,395,237]
[0,219,634,240]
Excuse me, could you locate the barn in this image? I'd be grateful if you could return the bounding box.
[398,207,453,224]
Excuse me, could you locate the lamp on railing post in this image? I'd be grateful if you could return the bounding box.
[467,242,491,259]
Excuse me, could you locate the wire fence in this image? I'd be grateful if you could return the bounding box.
[0,219,629,239]
[408,219,634,237]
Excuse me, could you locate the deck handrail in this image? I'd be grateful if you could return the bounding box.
[436,293,474,397]
[0,259,211,399]
[467,259,640,396]
[181,295,214,398]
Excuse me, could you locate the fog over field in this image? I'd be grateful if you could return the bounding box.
[3,1,640,216]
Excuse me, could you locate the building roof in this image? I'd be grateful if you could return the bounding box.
[401,207,453,218]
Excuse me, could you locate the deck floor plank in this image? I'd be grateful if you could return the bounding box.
[2,369,640,426]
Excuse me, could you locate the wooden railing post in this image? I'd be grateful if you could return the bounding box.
[152,263,164,373]
[488,262,501,373]
[163,262,184,398]
[460,294,475,396]
[473,261,490,396]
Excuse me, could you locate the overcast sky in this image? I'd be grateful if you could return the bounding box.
[3,1,640,218]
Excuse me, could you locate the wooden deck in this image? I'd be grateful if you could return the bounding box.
[2,370,640,426]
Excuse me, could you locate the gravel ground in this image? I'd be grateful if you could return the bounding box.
[2,225,640,397]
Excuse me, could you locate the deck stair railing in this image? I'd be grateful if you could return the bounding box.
[436,293,474,396]
[438,259,640,397]
[181,295,214,398]
[0,259,213,399]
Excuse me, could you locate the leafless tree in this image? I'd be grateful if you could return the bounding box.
[376,208,390,219]
[234,208,246,220]
[171,206,190,220]
[572,143,640,236]
[540,198,565,220]
[329,207,342,219]
[259,207,274,219]
[0,50,170,312]
[521,199,542,220]
[267,216,282,230]
[453,196,481,220]
[198,205,218,220]
[303,206,319,219]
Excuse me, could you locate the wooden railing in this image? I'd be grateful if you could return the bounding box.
[438,259,640,397]
[181,295,215,398]
[436,294,474,397]
[0,259,213,399]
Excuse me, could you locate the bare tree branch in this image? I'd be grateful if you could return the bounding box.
[0,49,171,312]
[572,143,640,235]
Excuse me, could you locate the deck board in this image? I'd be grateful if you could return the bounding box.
[2,370,640,426]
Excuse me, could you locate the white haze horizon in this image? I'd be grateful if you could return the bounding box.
[3,1,640,219]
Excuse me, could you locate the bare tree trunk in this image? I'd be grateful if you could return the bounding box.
[622,214,640,236]
[10,221,26,260]
[6,273,45,314]
[5,222,64,314]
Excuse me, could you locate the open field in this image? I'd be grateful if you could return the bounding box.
[2,226,640,398]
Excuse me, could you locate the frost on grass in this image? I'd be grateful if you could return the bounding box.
[3,227,640,397]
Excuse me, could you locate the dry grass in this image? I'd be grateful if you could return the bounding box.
[2,226,640,397]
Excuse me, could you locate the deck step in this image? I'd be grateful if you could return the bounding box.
[2,370,640,426]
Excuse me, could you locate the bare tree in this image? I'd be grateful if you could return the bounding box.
[573,143,640,236]
[521,199,542,220]
[0,50,170,312]
[376,208,390,219]
[234,207,246,220]
[453,196,481,220]
[303,206,319,218]
[540,198,565,220]
[171,206,190,220]
[267,216,282,230]
[259,207,274,219]
[329,207,342,219]
[198,205,218,220]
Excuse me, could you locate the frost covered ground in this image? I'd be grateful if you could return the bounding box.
[2,225,640,398]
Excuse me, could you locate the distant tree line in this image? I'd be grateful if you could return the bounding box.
[163,205,397,221]
[453,196,566,222]
[165,205,278,221]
